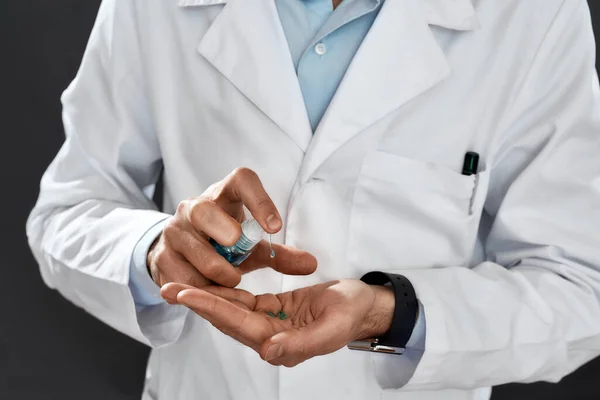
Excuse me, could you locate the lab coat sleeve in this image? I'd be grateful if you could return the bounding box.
[377,0,600,390]
[26,0,188,348]
[372,302,426,388]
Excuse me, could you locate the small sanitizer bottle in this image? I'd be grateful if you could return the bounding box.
[211,219,265,266]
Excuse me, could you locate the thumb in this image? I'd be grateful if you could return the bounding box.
[239,241,317,276]
[259,316,350,367]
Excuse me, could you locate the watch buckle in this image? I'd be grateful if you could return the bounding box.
[347,339,405,355]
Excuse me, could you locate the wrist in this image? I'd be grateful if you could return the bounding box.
[147,236,160,269]
[359,272,418,349]
[359,284,395,339]
[146,234,162,284]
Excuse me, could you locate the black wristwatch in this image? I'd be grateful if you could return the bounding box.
[347,272,418,355]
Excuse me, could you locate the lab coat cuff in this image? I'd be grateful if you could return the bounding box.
[129,216,171,310]
[380,268,456,391]
[372,300,426,389]
[406,301,426,350]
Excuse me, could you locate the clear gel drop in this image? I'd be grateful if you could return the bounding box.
[269,234,276,259]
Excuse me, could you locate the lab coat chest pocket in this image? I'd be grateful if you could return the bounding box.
[347,151,489,274]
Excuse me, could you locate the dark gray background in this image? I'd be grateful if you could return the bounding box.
[2,1,600,399]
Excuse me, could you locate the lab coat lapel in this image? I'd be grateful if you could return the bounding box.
[193,0,313,152]
[299,0,477,181]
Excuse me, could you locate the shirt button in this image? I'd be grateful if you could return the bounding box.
[314,42,327,56]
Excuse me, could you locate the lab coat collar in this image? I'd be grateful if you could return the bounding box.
[178,0,227,6]
[181,0,479,171]
[178,0,480,31]
[192,0,314,152]
[422,0,479,31]
[299,0,464,181]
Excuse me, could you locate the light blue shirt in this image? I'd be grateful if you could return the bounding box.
[276,0,382,130]
[129,0,425,360]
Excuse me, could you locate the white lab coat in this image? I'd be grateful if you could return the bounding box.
[27,0,600,399]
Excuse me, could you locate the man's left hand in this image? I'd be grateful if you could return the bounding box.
[161,279,395,367]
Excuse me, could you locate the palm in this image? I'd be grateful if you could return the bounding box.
[162,279,376,366]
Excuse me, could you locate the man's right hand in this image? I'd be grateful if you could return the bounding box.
[147,167,317,289]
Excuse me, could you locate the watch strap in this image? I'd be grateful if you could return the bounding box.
[360,272,418,349]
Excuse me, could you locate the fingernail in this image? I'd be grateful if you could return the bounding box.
[265,344,284,361]
[266,214,281,231]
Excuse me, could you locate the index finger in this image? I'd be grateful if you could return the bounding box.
[238,241,318,276]
[213,168,282,234]
[177,288,269,349]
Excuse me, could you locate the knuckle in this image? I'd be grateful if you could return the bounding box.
[232,167,258,182]
[162,219,181,240]
[176,199,192,215]
[189,199,216,225]
[154,249,172,268]
[190,198,212,215]
[222,224,243,247]
[162,219,177,234]
[201,258,223,280]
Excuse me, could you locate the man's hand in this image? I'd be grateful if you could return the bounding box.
[147,167,317,289]
[160,279,395,367]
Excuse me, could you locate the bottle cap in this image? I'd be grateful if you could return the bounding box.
[236,219,265,251]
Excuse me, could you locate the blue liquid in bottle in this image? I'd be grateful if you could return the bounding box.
[211,219,265,267]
